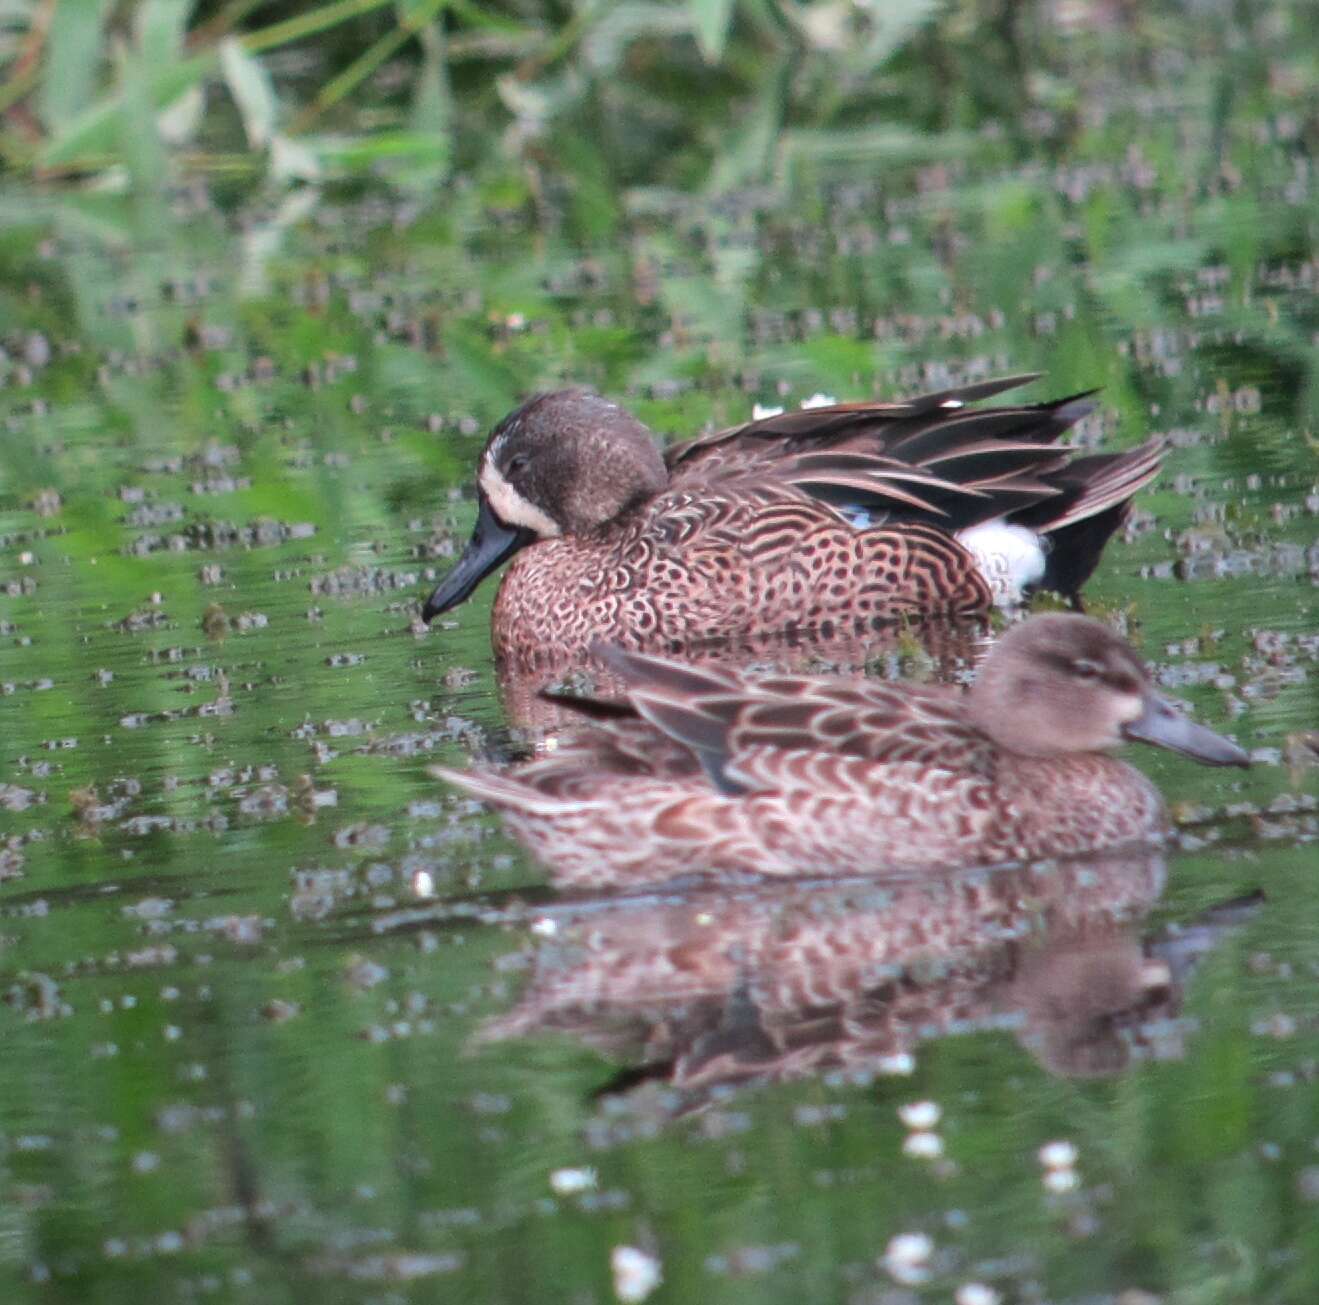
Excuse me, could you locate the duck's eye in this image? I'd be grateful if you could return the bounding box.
[1070,658,1102,680]
[506,454,529,478]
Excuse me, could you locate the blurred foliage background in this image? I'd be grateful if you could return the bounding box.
[2,0,1311,201]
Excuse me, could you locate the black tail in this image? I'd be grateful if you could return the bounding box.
[1013,439,1164,600]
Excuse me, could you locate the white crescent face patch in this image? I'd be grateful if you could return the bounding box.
[478,456,561,538]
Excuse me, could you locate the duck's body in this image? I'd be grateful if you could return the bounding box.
[434,615,1248,885]
[489,492,988,668]
[423,378,1163,671]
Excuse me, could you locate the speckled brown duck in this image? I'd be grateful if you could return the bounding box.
[421,376,1163,672]
[433,614,1248,884]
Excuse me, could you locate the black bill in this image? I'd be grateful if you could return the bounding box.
[421,496,535,621]
[1123,694,1250,768]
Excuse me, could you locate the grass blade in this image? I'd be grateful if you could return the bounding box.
[220,36,278,149]
[689,0,734,63]
[38,0,109,132]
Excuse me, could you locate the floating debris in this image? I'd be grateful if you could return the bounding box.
[549,1166,597,1195]
[882,1231,933,1285]
[611,1245,662,1302]
[897,1100,941,1130]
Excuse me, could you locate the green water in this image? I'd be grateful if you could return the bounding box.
[2,8,1318,1304]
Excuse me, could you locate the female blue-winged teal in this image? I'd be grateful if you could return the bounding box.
[433,614,1248,884]
[422,377,1163,670]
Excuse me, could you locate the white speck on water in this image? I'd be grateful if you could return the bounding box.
[550,1166,597,1195]
[612,1245,662,1302]
[877,1052,916,1075]
[1043,1167,1080,1193]
[903,1131,945,1159]
[1038,1139,1078,1169]
[882,1232,933,1284]
[898,1100,941,1130]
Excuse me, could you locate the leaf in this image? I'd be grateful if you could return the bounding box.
[404,21,452,190]
[239,188,322,296]
[117,42,168,202]
[38,0,111,133]
[583,3,692,74]
[135,0,192,71]
[220,37,278,150]
[38,52,217,169]
[157,85,204,146]
[689,0,734,63]
[859,0,937,66]
[705,58,786,194]
[270,133,323,184]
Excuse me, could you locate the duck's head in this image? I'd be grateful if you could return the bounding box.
[422,390,667,621]
[969,613,1249,766]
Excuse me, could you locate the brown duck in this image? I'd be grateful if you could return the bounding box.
[433,614,1249,884]
[421,377,1163,671]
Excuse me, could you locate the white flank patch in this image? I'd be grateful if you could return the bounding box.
[479,457,560,537]
[956,519,1046,605]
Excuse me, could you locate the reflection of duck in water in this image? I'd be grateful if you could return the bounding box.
[435,615,1248,886]
[422,377,1162,673]
[475,852,1259,1097]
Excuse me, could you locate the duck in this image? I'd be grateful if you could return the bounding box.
[432,614,1249,884]
[421,376,1164,671]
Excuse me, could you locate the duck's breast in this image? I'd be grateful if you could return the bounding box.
[991,754,1166,860]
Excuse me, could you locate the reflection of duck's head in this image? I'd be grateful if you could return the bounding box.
[1011,936,1180,1078]
[968,613,1249,765]
[422,392,666,619]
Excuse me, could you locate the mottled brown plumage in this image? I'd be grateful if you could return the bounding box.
[433,615,1248,884]
[422,378,1163,672]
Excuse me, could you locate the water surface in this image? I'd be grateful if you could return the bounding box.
[2,10,1318,1303]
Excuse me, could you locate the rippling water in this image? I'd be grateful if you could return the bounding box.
[2,13,1318,1303]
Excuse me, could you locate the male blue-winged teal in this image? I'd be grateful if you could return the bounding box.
[421,377,1163,670]
[433,614,1248,884]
